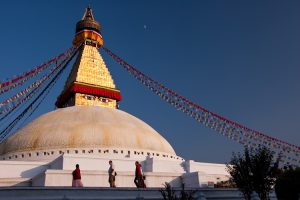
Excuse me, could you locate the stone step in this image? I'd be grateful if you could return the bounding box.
[0,178,31,187]
[0,187,256,200]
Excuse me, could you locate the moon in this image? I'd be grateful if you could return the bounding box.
[143,25,147,30]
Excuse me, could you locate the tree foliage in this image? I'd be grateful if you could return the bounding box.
[160,182,195,200]
[160,182,177,200]
[226,147,280,200]
[214,179,236,188]
[227,148,253,200]
[275,167,300,200]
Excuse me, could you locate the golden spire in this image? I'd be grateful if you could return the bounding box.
[73,6,103,48]
[81,5,95,20]
[56,6,121,108]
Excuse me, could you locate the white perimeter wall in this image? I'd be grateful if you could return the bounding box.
[0,155,230,188]
[32,170,183,187]
[0,161,48,178]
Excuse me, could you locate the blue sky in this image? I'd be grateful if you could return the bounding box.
[0,1,299,163]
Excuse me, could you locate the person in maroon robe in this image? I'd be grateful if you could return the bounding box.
[134,161,146,188]
[72,164,83,187]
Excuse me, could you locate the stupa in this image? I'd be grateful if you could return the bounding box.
[0,6,229,187]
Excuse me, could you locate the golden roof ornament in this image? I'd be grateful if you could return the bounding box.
[56,6,121,108]
[73,5,103,48]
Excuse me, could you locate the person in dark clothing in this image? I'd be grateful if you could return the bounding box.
[134,161,146,188]
[72,164,83,187]
[108,160,116,187]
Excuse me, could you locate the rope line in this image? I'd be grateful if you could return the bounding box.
[0,53,72,120]
[0,44,81,142]
[102,46,300,166]
[0,47,74,90]
[0,48,75,109]
[15,68,62,132]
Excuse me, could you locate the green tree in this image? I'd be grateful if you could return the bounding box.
[251,147,280,200]
[160,182,195,200]
[160,182,177,200]
[226,148,253,200]
[275,167,300,200]
[227,146,280,200]
[214,179,236,188]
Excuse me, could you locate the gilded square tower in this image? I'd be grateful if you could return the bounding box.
[56,6,122,108]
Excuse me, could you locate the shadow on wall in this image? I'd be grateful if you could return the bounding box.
[13,179,32,187]
[168,176,183,187]
[20,165,47,178]
[19,164,49,186]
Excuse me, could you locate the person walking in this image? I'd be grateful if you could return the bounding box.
[108,160,116,187]
[72,164,83,187]
[134,161,146,188]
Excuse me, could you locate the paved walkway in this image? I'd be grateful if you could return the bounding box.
[0,187,277,200]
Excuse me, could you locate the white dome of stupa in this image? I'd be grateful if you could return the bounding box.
[0,106,177,160]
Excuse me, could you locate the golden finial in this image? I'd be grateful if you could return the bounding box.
[73,5,103,48]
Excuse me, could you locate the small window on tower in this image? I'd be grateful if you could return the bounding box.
[101,98,108,103]
[85,95,93,100]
